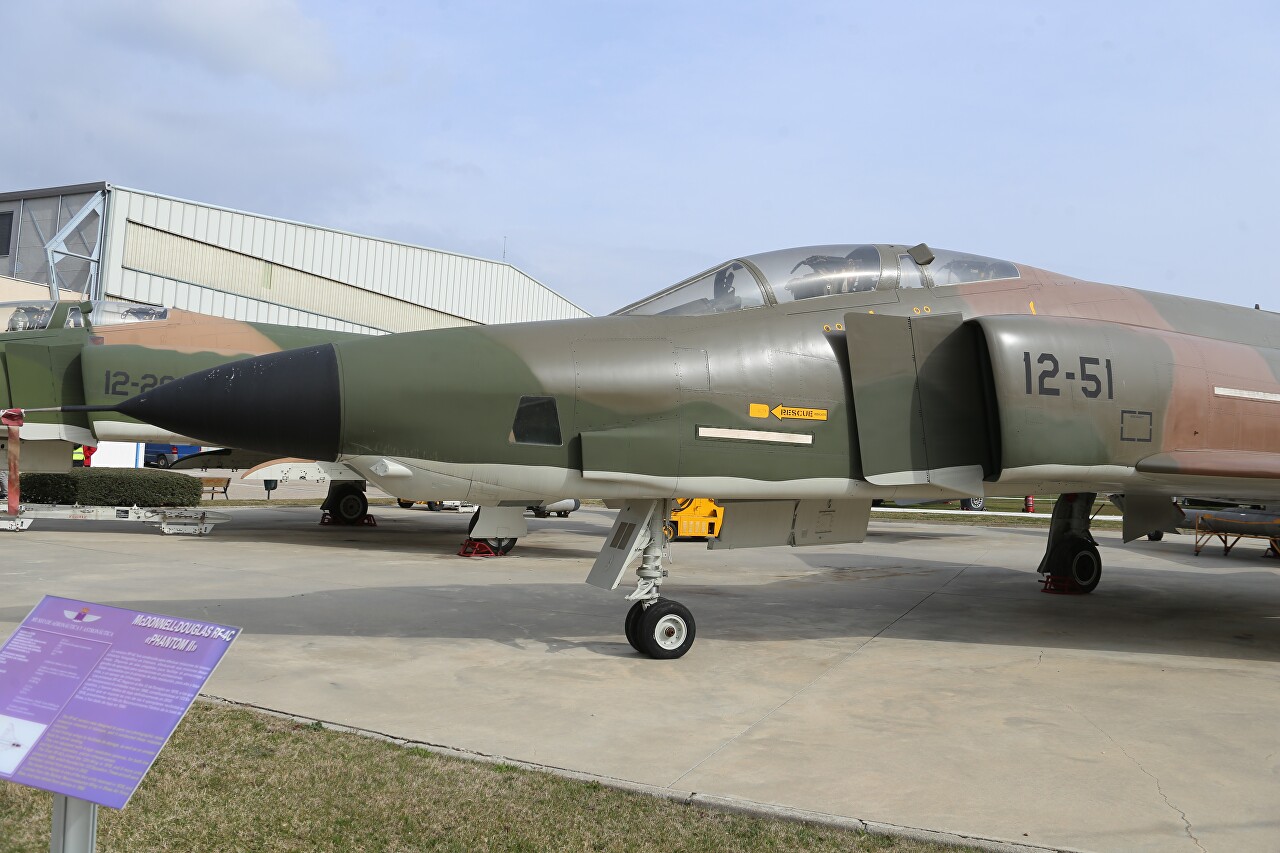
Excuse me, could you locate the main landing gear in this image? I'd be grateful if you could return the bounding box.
[321,481,372,525]
[586,499,696,659]
[458,506,527,556]
[1038,492,1102,593]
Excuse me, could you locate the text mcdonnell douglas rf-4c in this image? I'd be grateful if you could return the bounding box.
[68,243,1280,658]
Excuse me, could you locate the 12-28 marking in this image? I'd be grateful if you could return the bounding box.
[103,370,176,397]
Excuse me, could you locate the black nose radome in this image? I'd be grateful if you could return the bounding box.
[117,344,342,461]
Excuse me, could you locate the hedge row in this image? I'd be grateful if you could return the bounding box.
[18,469,203,507]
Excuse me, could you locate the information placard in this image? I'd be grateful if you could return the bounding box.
[0,595,239,808]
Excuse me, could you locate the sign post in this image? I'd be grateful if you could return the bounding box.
[0,596,240,851]
[50,794,98,853]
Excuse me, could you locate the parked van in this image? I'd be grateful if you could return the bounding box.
[143,443,201,468]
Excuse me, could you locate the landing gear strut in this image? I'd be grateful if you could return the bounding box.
[1038,492,1101,593]
[588,499,696,658]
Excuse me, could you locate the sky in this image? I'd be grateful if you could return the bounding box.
[4,1,1278,316]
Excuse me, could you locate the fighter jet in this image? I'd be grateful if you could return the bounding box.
[0,299,374,517]
[60,243,1280,658]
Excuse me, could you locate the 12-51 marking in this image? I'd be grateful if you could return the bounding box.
[1022,352,1113,399]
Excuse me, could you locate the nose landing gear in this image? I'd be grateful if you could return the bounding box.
[587,499,697,659]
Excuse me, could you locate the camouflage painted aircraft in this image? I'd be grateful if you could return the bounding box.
[0,300,373,519]
[46,243,1280,658]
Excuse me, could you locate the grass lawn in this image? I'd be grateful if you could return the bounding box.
[0,702,975,853]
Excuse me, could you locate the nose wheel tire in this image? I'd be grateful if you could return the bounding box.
[634,599,696,659]
[397,499,415,509]
[1049,536,1102,593]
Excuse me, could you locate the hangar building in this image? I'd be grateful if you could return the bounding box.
[0,182,588,332]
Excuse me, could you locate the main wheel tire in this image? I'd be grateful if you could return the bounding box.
[961,497,985,511]
[624,601,646,651]
[397,499,415,509]
[1049,536,1102,593]
[331,486,368,525]
[1147,530,1165,542]
[483,537,517,555]
[636,599,696,659]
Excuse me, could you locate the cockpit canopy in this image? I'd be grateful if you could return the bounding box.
[1,300,170,333]
[612,244,1020,317]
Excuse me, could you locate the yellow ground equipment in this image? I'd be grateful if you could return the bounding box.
[666,498,724,539]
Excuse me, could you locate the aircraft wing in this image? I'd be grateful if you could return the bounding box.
[1136,450,1280,481]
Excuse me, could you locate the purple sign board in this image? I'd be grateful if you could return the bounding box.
[0,595,239,809]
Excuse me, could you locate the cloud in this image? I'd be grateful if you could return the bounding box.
[90,0,341,88]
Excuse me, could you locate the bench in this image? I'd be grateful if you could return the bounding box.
[200,477,231,499]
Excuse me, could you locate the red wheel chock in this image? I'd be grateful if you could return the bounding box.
[458,538,502,557]
[1040,574,1085,594]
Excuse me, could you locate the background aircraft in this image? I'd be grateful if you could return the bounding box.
[41,243,1280,658]
[0,300,373,518]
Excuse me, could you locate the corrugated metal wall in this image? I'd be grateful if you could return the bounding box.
[121,224,472,333]
[116,270,387,335]
[101,187,587,330]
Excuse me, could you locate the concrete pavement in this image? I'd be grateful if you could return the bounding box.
[1,505,1277,851]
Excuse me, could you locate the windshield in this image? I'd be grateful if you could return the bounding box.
[1,302,56,332]
[614,261,767,317]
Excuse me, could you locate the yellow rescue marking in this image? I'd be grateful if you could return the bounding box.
[750,403,829,421]
[1029,300,1037,315]
[771,405,828,421]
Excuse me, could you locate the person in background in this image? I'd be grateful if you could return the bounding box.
[72,445,85,467]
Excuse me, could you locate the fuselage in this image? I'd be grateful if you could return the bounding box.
[326,256,1280,505]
